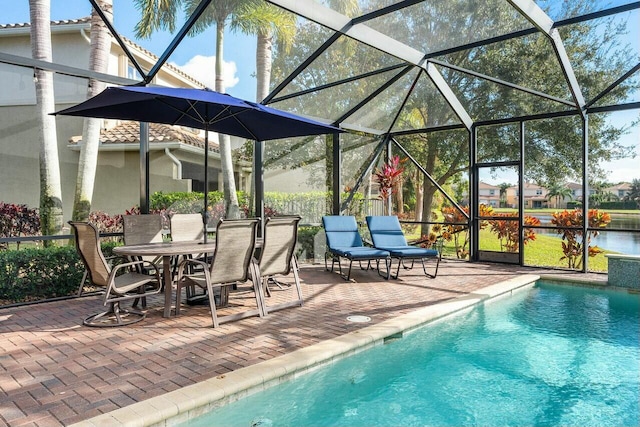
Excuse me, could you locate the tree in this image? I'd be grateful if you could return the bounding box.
[30,0,63,242]
[232,0,296,103]
[545,182,573,209]
[72,0,112,222]
[135,0,246,219]
[626,178,640,208]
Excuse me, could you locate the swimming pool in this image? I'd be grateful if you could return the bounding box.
[180,281,640,427]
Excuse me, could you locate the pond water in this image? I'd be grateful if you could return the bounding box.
[532,213,639,255]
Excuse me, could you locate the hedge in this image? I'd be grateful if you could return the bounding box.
[0,242,119,305]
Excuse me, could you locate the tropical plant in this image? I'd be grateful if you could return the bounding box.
[545,182,573,208]
[0,202,40,250]
[373,155,405,209]
[29,0,64,242]
[72,0,113,222]
[441,204,494,259]
[550,208,611,269]
[488,213,541,253]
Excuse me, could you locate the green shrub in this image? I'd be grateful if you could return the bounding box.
[0,242,121,305]
[297,226,322,261]
[0,246,84,304]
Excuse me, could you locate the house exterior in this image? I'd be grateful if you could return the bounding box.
[605,182,632,199]
[478,182,501,207]
[0,17,249,217]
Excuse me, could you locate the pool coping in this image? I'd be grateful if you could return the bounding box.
[70,274,540,427]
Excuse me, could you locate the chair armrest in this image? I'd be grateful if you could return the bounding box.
[112,259,160,275]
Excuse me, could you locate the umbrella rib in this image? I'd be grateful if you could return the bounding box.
[153,97,205,125]
[209,110,258,141]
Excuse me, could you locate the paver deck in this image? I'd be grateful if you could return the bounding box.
[0,260,605,426]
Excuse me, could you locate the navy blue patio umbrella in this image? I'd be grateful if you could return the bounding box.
[54,85,342,238]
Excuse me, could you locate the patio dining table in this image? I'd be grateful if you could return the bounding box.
[113,241,216,318]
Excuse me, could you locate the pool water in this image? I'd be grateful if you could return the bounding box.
[182,282,640,427]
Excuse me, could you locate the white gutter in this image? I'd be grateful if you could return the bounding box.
[164,147,182,180]
[80,27,91,44]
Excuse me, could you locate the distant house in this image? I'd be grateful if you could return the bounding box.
[506,183,550,209]
[478,182,501,207]
[605,182,632,199]
[0,17,249,216]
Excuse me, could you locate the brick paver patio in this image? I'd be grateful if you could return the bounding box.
[0,260,604,426]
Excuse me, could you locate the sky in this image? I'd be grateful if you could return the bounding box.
[0,0,258,101]
[2,0,638,183]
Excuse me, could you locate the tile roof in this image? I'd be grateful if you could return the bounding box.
[70,121,219,152]
[0,17,91,29]
[0,17,206,88]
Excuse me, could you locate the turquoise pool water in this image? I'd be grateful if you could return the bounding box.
[182,282,640,427]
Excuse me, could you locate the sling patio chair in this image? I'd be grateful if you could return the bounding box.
[175,218,266,328]
[170,213,207,302]
[365,215,442,279]
[257,215,304,314]
[69,221,162,327]
[322,215,391,281]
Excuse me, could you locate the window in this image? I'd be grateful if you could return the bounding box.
[536,189,542,195]
[489,190,495,195]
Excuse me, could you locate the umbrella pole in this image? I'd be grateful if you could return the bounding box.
[203,119,209,243]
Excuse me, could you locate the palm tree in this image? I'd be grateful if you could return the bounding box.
[498,182,510,208]
[135,0,251,219]
[72,0,112,222]
[29,0,64,241]
[545,182,573,209]
[232,0,295,102]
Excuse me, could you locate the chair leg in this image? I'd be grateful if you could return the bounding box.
[422,256,441,279]
[77,270,88,297]
[206,282,220,328]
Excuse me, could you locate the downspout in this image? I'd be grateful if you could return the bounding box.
[80,27,91,44]
[164,148,182,179]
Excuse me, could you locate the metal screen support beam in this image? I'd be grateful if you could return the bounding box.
[470,126,478,261]
[508,0,586,112]
[582,116,589,272]
[519,121,526,266]
[332,133,341,215]
[139,122,150,214]
[266,0,473,130]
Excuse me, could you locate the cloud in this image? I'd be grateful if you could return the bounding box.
[171,55,239,90]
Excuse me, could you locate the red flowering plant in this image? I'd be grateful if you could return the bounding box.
[488,213,541,253]
[441,204,494,259]
[551,208,611,269]
[373,155,405,211]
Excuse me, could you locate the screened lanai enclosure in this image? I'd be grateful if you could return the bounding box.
[0,0,638,274]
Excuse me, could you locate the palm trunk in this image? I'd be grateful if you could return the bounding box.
[215,22,240,219]
[30,0,63,242]
[72,0,112,221]
[248,29,273,218]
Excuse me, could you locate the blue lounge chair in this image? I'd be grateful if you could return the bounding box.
[366,215,442,279]
[322,215,391,280]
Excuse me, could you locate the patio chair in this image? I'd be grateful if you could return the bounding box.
[257,216,303,314]
[322,215,391,281]
[365,215,442,279]
[170,213,206,302]
[69,221,162,327]
[123,213,164,264]
[175,218,266,328]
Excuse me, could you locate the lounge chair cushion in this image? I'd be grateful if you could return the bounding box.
[366,216,438,259]
[376,246,438,258]
[365,215,409,247]
[330,246,390,259]
[323,215,365,248]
